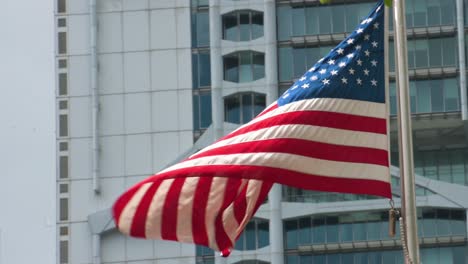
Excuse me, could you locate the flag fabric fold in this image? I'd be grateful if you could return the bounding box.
[113,0,390,256]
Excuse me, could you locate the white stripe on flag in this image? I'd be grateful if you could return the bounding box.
[164,152,389,182]
[190,124,388,159]
[145,179,174,239]
[176,177,200,243]
[118,183,152,235]
[230,98,386,136]
[205,177,228,250]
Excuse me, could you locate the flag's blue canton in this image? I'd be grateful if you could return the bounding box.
[278,1,385,106]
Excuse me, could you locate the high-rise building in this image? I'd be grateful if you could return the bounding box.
[55,0,468,263]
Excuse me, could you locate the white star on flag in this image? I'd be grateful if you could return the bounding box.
[371,60,378,66]
[349,68,355,75]
[371,79,378,86]
[301,83,310,89]
[341,77,348,84]
[337,48,344,54]
[319,69,326,74]
[357,78,363,85]
[371,41,378,47]
[322,79,330,85]
[364,69,370,76]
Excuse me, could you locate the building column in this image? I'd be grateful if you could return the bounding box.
[456,0,467,121]
[465,209,468,263]
[209,0,224,140]
[264,1,284,264]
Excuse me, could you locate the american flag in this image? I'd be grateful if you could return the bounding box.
[113,1,390,256]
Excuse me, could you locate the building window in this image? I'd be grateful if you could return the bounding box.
[60,226,69,236]
[285,246,465,264]
[57,0,66,13]
[59,184,68,194]
[192,51,211,88]
[60,240,68,263]
[224,93,266,124]
[58,59,67,69]
[59,100,68,110]
[59,156,69,179]
[223,51,264,83]
[59,142,68,151]
[389,78,459,115]
[59,114,68,137]
[193,90,212,132]
[58,18,66,27]
[192,11,209,47]
[282,186,377,203]
[195,245,214,264]
[234,219,269,251]
[405,0,455,28]
[191,0,208,7]
[277,2,374,41]
[223,10,263,41]
[58,73,68,95]
[58,32,67,54]
[410,148,468,185]
[284,209,466,251]
[59,198,68,221]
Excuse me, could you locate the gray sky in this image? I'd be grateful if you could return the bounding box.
[0,1,55,263]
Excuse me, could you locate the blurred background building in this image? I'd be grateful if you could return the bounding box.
[55,0,468,263]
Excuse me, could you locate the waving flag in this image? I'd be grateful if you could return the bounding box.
[113,1,390,256]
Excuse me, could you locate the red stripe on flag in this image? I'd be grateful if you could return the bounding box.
[145,165,392,198]
[113,185,141,227]
[191,177,213,246]
[233,183,248,225]
[161,178,186,241]
[214,178,242,252]
[222,111,387,141]
[190,138,389,166]
[130,181,162,238]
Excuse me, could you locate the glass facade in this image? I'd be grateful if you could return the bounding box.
[277,2,375,40]
[191,2,212,140]
[224,93,266,124]
[192,51,211,88]
[388,37,457,71]
[223,10,263,41]
[389,78,459,115]
[284,209,466,249]
[403,0,455,28]
[285,246,465,264]
[224,51,265,83]
[234,219,269,251]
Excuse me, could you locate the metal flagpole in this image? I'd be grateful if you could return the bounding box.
[392,0,420,263]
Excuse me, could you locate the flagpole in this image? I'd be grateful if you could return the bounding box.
[392,0,420,263]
